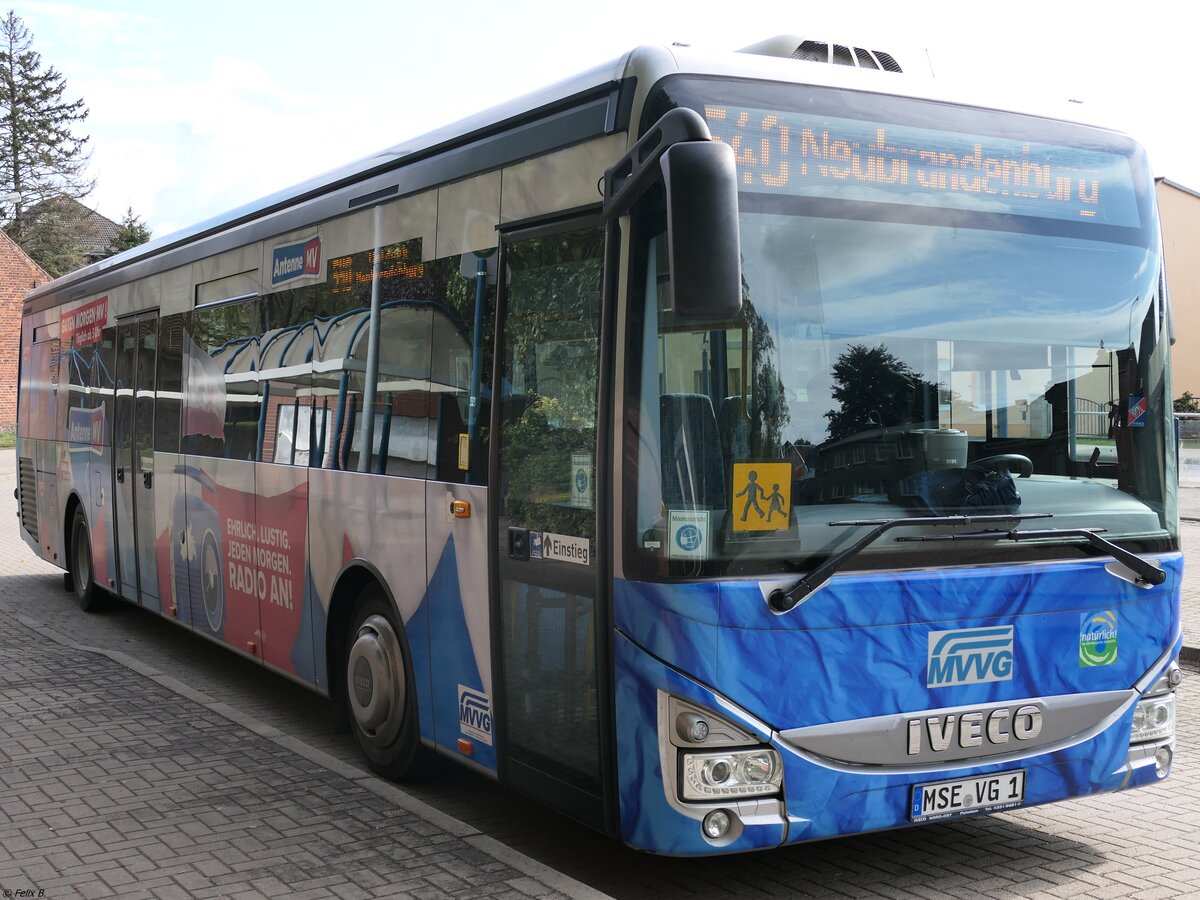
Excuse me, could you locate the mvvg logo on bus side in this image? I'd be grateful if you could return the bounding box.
[458,684,493,745]
[270,233,322,286]
[927,626,1014,687]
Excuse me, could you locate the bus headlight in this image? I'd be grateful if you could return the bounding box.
[680,748,783,800]
[1130,693,1175,744]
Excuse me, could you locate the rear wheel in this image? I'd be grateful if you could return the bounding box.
[68,507,105,612]
[344,585,422,779]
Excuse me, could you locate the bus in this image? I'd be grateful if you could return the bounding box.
[15,34,1182,855]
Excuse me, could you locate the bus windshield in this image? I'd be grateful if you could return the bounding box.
[624,78,1176,578]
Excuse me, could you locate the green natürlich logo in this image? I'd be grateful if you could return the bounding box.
[1080,610,1118,666]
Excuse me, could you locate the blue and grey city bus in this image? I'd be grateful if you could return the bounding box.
[16,35,1181,854]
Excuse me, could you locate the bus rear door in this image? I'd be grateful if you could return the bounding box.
[112,312,161,609]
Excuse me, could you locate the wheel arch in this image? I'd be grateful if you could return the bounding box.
[62,491,86,578]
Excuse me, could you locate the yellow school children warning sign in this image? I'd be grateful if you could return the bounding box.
[732,461,792,532]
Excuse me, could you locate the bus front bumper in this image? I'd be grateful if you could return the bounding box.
[614,631,1180,855]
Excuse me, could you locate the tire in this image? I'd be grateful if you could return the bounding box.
[343,584,423,779]
[68,506,105,613]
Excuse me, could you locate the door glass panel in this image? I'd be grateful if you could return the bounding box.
[134,317,160,606]
[497,226,604,795]
[113,321,137,599]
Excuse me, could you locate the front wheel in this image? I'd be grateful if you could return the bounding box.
[68,506,105,612]
[343,585,423,779]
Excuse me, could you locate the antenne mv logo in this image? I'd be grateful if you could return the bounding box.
[927,626,1014,687]
[270,232,322,286]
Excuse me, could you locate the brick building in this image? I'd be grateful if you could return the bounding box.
[0,230,50,430]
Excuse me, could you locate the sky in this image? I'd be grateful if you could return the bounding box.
[17,0,1200,239]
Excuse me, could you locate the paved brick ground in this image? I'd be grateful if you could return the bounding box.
[0,611,594,900]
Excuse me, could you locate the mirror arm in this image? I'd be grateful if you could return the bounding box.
[602,108,712,218]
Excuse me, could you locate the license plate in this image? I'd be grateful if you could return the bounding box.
[910,770,1025,823]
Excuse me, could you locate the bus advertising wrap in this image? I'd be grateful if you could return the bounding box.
[166,467,310,675]
[60,295,109,348]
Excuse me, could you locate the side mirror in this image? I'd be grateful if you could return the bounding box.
[660,141,742,320]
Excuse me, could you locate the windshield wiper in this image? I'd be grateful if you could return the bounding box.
[767,513,1053,613]
[895,526,1166,587]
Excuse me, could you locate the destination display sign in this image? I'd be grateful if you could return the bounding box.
[330,237,425,296]
[703,104,1141,227]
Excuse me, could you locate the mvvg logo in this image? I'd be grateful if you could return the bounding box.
[927,626,1014,687]
[458,684,493,746]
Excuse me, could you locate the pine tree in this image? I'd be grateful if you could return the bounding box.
[108,205,152,255]
[20,211,85,275]
[824,344,939,442]
[0,10,93,250]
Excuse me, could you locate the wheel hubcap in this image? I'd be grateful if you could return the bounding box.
[346,614,405,744]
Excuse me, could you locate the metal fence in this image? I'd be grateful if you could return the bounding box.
[1073,398,1110,438]
[1178,412,1200,485]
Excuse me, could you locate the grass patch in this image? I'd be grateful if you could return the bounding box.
[0,433,14,449]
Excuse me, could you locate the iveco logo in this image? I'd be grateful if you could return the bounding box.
[780,691,1128,768]
[907,704,1043,755]
[352,657,373,707]
[927,626,1014,687]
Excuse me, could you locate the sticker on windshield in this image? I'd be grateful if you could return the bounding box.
[541,532,590,566]
[732,461,792,532]
[571,452,593,509]
[668,510,709,559]
[1127,396,1147,429]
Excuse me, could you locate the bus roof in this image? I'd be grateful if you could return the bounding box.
[26,53,632,306]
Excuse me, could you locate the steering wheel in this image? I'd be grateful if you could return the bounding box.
[967,454,1033,478]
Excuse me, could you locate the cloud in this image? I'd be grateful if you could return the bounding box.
[26,0,1200,239]
[82,53,400,235]
[22,2,162,53]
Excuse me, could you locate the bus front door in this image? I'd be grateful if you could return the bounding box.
[112,312,161,610]
[492,220,609,831]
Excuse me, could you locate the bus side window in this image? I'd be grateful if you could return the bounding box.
[155,313,186,454]
[258,287,318,466]
[427,253,495,486]
[64,332,84,413]
[358,304,432,476]
[313,238,432,476]
[186,298,261,460]
[97,325,116,442]
[64,320,111,437]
